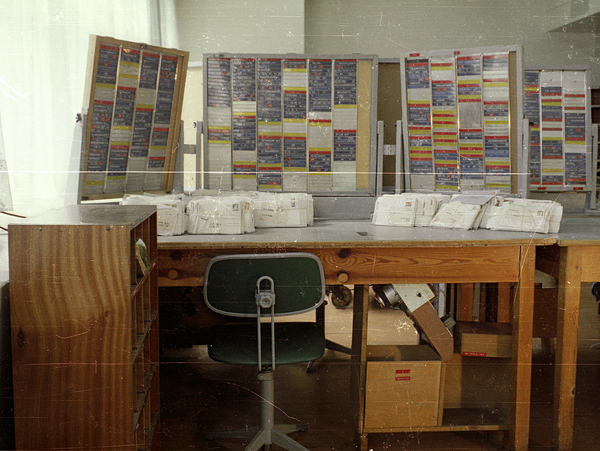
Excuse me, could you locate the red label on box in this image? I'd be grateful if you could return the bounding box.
[395,376,411,381]
[462,351,487,357]
[396,369,410,374]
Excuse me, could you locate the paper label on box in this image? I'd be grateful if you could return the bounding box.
[462,351,487,357]
[395,369,411,380]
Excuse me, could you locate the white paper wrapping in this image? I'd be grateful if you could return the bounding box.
[485,199,563,234]
[372,194,419,227]
[121,194,186,236]
[430,201,481,230]
[372,193,450,227]
[251,192,313,228]
[186,196,253,235]
[414,194,451,227]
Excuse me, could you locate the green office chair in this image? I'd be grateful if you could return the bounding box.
[203,252,326,451]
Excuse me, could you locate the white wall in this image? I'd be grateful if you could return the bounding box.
[174,0,600,85]
[303,0,600,84]
[175,0,305,63]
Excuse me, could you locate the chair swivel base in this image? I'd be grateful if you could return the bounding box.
[206,370,311,451]
[206,423,308,441]
[248,425,310,451]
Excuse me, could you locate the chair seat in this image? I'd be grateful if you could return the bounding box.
[208,322,325,366]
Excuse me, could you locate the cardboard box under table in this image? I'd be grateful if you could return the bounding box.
[456,321,512,358]
[364,345,444,430]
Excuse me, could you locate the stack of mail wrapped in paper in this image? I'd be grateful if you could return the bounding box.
[372,193,450,227]
[186,195,254,235]
[251,192,314,228]
[121,194,186,236]
[429,201,482,230]
[485,198,563,233]
[372,191,563,234]
[430,191,504,230]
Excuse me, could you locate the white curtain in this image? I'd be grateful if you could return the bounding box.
[0,109,12,212]
[0,0,179,215]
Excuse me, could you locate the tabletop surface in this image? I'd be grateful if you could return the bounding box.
[158,218,558,250]
[553,216,600,245]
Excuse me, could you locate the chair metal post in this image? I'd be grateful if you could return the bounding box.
[257,304,262,372]
[244,371,275,451]
[204,253,325,451]
[256,275,277,370]
[260,372,275,442]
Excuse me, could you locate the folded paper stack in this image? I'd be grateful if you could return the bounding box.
[251,192,314,228]
[372,191,563,233]
[372,193,450,227]
[429,201,482,230]
[121,194,186,236]
[186,195,254,235]
[486,198,563,234]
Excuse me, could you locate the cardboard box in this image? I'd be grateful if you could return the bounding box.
[393,284,454,362]
[456,321,512,358]
[364,345,443,429]
[409,302,454,362]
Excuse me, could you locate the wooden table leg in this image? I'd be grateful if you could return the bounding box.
[350,284,369,451]
[553,245,582,451]
[510,246,536,451]
[460,283,474,321]
[497,282,512,323]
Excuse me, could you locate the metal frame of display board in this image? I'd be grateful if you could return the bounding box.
[201,53,379,219]
[376,57,404,195]
[79,35,189,201]
[77,113,187,203]
[524,67,593,195]
[400,45,525,197]
[586,123,599,212]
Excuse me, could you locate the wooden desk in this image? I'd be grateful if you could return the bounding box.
[536,217,600,451]
[158,220,554,451]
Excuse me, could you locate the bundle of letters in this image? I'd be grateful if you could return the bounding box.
[185,191,314,235]
[121,191,315,235]
[485,198,562,234]
[121,193,186,236]
[372,193,451,227]
[372,192,563,233]
[186,194,254,235]
[249,192,314,228]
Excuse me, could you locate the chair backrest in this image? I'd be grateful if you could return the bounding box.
[204,252,325,317]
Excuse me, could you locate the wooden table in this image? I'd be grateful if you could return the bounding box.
[536,217,600,451]
[157,220,555,450]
